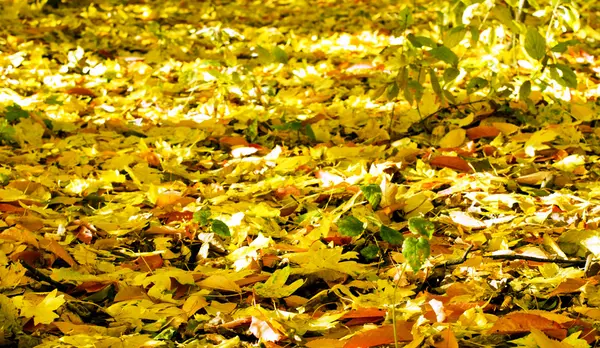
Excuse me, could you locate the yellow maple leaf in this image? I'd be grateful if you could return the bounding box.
[17,289,65,325]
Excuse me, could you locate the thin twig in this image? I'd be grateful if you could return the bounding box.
[19,261,70,292]
[486,254,586,266]
[417,99,490,131]
[433,244,474,269]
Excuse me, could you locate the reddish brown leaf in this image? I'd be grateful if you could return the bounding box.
[235,274,271,287]
[219,136,249,148]
[323,235,353,246]
[136,254,163,272]
[75,226,93,244]
[343,321,413,348]
[159,211,194,224]
[466,125,501,140]
[430,156,473,173]
[66,87,96,97]
[0,203,25,213]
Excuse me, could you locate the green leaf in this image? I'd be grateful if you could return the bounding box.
[360,184,382,209]
[398,7,413,27]
[304,124,316,141]
[407,34,436,48]
[211,219,231,237]
[0,119,15,144]
[380,225,404,245]
[4,104,29,123]
[429,68,443,101]
[408,217,435,238]
[550,40,579,53]
[466,77,488,94]
[386,82,399,101]
[193,207,211,226]
[525,27,546,60]
[45,95,63,105]
[444,25,466,48]
[272,46,288,64]
[402,237,430,272]
[337,216,365,237]
[469,25,480,44]
[550,64,577,89]
[430,46,458,66]
[360,245,379,260]
[519,80,532,100]
[255,45,272,64]
[254,266,304,298]
[443,67,460,84]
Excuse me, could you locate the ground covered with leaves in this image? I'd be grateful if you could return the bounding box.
[1,0,600,347]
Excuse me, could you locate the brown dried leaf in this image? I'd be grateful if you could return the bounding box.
[430,156,472,173]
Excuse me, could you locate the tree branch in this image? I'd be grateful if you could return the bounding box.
[486,254,586,266]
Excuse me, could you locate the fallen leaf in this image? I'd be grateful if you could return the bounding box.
[466,125,501,139]
[449,211,486,229]
[249,316,283,342]
[343,321,413,348]
[430,156,472,172]
[433,328,459,348]
[488,312,565,339]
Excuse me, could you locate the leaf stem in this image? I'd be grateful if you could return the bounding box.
[391,262,408,348]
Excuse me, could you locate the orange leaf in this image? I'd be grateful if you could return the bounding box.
[342,308,386,319]
[434,328,459,348]
[430,156,472,173]
[343,321,413,348]
[466,125,500,139]
[65,87,96,97]
[488,312,565,337]
[274,185,302,200]
[547,278,588,297]
[306,338,345,348]
[0,203,25,213]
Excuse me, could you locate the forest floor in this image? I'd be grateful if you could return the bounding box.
[1,0,600,347]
